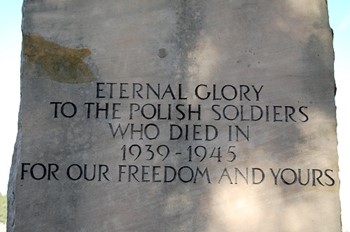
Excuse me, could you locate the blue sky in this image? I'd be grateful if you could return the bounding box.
[0,0,349,230]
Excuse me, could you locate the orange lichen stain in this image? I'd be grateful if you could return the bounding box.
[23,34,95,83]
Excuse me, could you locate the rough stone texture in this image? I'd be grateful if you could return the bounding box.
[8,0,341,231]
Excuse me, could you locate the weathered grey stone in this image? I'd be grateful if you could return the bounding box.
[8,0,341,231]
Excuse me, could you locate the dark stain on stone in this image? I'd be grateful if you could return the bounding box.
[158,48,168,58]
[23,34,95,83]
[172,0,206,79]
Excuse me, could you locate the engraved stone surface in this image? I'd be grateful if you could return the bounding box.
[8,0,341,231]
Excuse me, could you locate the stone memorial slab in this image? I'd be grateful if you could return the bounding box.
[8,0,341,231]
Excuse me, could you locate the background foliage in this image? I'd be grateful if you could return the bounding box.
[0,194,6,223]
